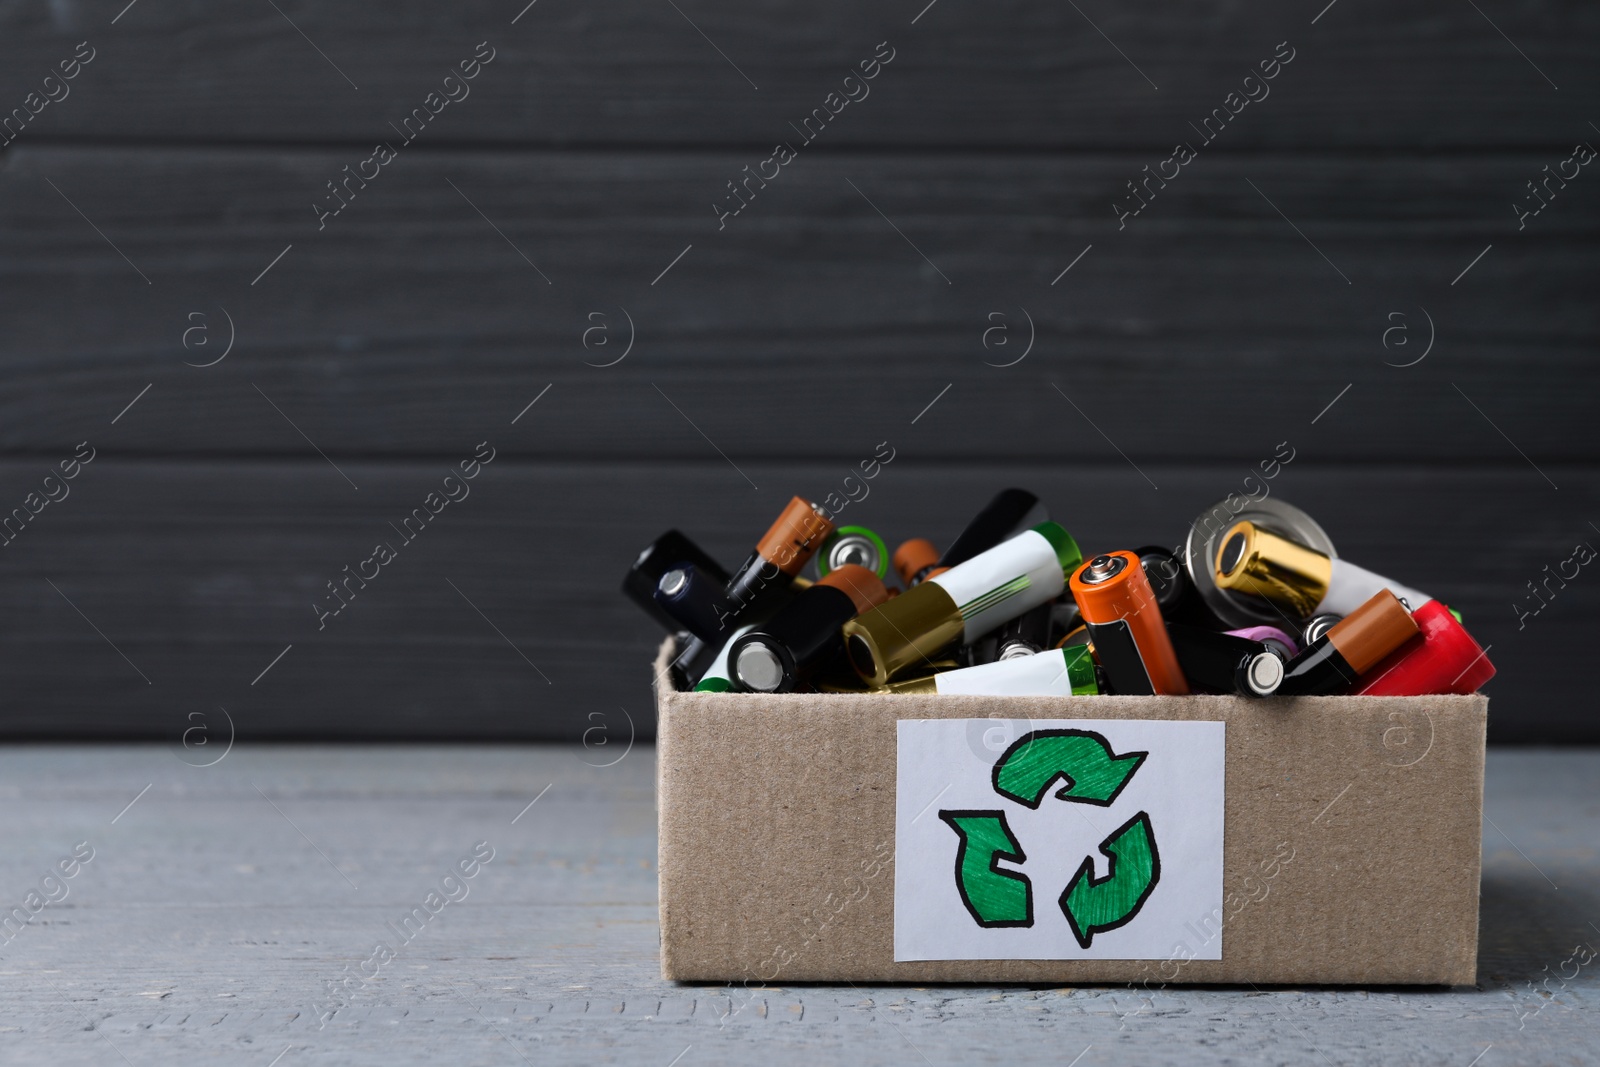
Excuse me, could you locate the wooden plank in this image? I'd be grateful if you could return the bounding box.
[0,0,1593,147]
[0,458,1590,742]
[0,745,1594,1063]
[1,146,1595,461]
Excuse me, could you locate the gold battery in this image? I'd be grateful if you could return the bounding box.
[881,674,939,694]
[840,583,965,688]
[1214,520,1333,618]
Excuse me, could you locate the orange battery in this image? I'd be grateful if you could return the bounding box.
[1069,551,1189,695]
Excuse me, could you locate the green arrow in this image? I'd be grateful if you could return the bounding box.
[992,729,1147,808]
[938,810,1033,928]
[1059,811,1161,949]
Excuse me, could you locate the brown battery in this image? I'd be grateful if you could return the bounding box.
[757,497,835,577]
[892,538,941,588]
[720,497,834,624]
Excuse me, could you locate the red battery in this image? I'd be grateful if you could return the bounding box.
[1069,551,1189,695]
[1355,600,1495,696]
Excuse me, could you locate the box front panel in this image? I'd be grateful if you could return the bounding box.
[655,646,1485,985]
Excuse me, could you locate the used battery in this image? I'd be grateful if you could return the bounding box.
[1215,520,1432,619]
[729,564,890,693]
[1355,600,1495,696]
[1276,589,1420,696]
[721,496,835,627]
[622,529,729,630]
[842,522,1082,687]
[892,538,941,588]
[939,488,1048,568]
[817,525,890,580]
[654,563,736,643]
[1133,544,1193,617]
[1184,497,1337,629]
[884,645,1098,696]
[1224,625,1300,660]
[1301,613,1342,647]
[995,602,1055,661]
[959,601,1054,668]
[1069,552,1190,695]
[666,631,711,691]
[690,624,759,693]
[1167,623,1285,697]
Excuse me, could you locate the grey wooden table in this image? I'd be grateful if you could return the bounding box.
[1,744,1594,1066]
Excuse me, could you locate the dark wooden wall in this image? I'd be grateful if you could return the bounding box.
[0,1,1594,742]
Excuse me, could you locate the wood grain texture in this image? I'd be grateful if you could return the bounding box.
[0,0,1593,147]
[1,0,1594,744]
[0,459,1590,742]
[0,146,1594,461]
[0,745,1594,1065]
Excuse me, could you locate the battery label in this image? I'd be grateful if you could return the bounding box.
[1091,619,1157,696]
[956,574,1030,621]
[933,646,1095,697]
[932,529,1066,642]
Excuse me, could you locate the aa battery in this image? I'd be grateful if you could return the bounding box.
[939,488,1048,568]
[1225,625,1300,660]
[893,538,941,587]
[622,529,729,630]
[1050,600,1082,634]
[957,635,997,668]
[960,601,1054,667]
[1215,520,1432,618]
[1167,624,1285,697]
[1276,589,1420,696]
[1069,551,1190,696]
[721,496,835,626]
[1355,600,1495,696]
[729,564,890,693]
[665,631,708,691]
[884,645,1099,696]
[994,602,1055,661]
[1301,614,1342,647]
[653,563,733,643]
[691,624,758,693]
[1134,545,1193,617]
[842,522,1082,687]
[817,525,889,580]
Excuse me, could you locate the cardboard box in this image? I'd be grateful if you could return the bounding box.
[655,640,1486,985]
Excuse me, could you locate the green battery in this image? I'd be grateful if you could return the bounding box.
[816,525,890,580]
[885,644,1099,695]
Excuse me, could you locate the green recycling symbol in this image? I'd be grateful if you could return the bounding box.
[938,729,1161,949]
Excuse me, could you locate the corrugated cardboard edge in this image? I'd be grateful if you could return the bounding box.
[654,638,1485,986]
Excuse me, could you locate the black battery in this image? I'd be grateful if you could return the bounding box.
[939,488,1047,568]
[622,529,730,631]
[1166,623,1285,697]
[994,602,1054,660]
[728,583,860,693]
[957,635,998,668]
[1302,613,1342,646]
[667,631,718,690]
[1132,543,1203,627]
[654,564,735,643]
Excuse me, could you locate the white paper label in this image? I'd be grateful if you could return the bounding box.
[894,718,1225,961]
